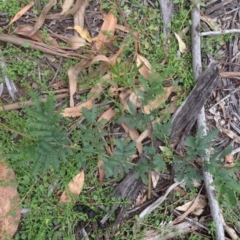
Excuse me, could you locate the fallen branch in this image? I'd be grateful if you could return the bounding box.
[191,1,225,239]
[0,93,69,111]
[0,34,89,59]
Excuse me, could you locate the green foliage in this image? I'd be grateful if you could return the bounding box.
[102,139,136,178]
[2,43,52,91]
[135,145,167,184]
[174,128,240,206]
[0,0,29,17]
[7,95,73,175]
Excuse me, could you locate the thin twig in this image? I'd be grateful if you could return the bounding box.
[138,180,184,219]
[48,57,63,86]
[200,29,240,36]
[0,93,69,111]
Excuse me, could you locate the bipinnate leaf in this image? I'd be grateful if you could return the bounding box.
[59,170,85,203]
[0,160,20,240]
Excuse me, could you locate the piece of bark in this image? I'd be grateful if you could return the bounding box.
[169,62,219,143]
[100,140,162,232]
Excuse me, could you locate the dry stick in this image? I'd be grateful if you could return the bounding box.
[200,29,240,37]
[0,34,89,59]
[0,93,69,111]
[191,2,225,240]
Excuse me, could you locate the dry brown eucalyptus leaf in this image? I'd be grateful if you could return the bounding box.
[59,170,85,203]
[62,99,94,117]
[67,36,87,49]
[74,0,89,28]
[61,0,74,15]
[97,160,104,187]
[29,0,57,36]
[94,12,117,51]
[68,60,91,107]
[0,160,21,240]
[143,86,177,114]
[97,107,116,123]
[5,1,34,28]
[136,53,151,79]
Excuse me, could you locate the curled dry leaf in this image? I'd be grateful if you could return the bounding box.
[143,86,177,114]
[121,123,140,141]
[174,186,186,197]
[68,60,91,107]
[218,126,240,144]
[0,160,21,240]
[67,36,87,49]
[119,88,131,110]
[13,25,59,46]
[5,1,34,28]
[129,92,142,108]
[151,171,160,188]
[97,160,104,187]
[61,0,74,15]
[224,154,235,168]
[91,55,111,65]
[136,53,151,79]
[29,0,57,36]
[108,86,121,98]
[200,15,220,31]
[13,25,43,42]
[97,107,116,123]
[74,0,89,28]
[225,155,234,164]
[136,129,150,154]
[59,170,85,203]
[62,99,94,117]
[175,195,207,216]
[94,12,117,51]
[174,32,187,53]
[74,26,92,42]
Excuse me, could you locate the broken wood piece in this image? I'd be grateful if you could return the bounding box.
[169,62,219,143]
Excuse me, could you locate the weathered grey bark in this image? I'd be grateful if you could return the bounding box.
[158,0,174,49]
[169,62,219,143]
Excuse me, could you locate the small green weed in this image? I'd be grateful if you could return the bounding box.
[2,43,54,91]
